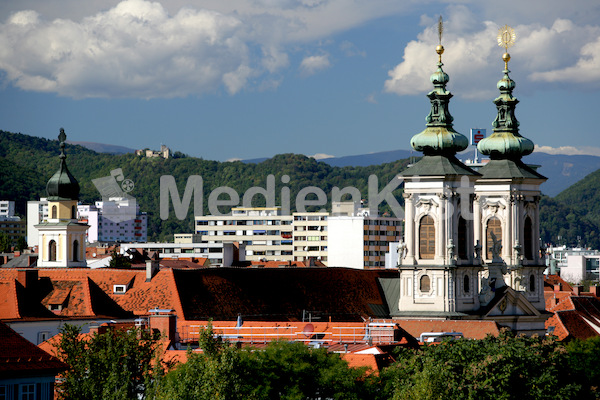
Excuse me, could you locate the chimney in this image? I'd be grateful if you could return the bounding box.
[27,255,38,267]
[573,285,583,296]
[146,255,159,282]
[148,309,177,342]
[13,250,20,257]
[590,286,600,297]
[16,269,38,289]
[553,283,562,292]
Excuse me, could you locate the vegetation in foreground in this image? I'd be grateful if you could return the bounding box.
[54,324,600,400]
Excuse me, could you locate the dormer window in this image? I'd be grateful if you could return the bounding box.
[113,284,127,294]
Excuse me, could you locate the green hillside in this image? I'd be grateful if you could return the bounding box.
[0,130,408,241]
[2,129,599,247]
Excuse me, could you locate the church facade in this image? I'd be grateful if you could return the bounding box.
[395,32,549,335]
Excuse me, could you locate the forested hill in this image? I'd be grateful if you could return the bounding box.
[0,130,409,241]
[1,129,599,247]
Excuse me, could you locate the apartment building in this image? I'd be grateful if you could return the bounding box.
[328,204,402,269]
[292,212,328,263]
[196,207,294,262]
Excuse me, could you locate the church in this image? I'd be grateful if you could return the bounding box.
[394,25,549,335]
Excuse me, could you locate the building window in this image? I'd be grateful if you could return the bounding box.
[51,205,57,219]
[49,240,57,261]
[19,384,35,400]
[38,331,50,344]
[113,284,127,294]
[524,216,533,260]
[419,215,435,259]
[73,240,79,262]
[463,274,470,294]
[458,217,468,260]
[420,275,430,292]
[486,217,502,259]
[0,385,7,400]
[529,274,536,292]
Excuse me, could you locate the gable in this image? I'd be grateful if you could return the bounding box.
[485,287,542,318]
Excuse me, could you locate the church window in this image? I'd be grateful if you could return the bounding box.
[419,215,435,259]
[73,240,79,262]
[529,274,536,292]
[486,217,502,259]
[524,216,533,260]
[420,275,430,292]
[458,216,468,260]
[49,240,57,262]
[463,274,470,294]
[51,205,57,219]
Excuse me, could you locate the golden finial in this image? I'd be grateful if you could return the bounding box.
[436,16,444,63]
[497,24,516,69]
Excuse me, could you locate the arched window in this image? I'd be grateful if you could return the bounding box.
[73,240,79,262]
[463,274,470,294]
[49,240,57,262]
[51,205,57,219]
[529,274,536,292]
[524,216,533,260]
[486,217,502,259]
[419,215,435,259]
[458,216,468,260]
[420,275,430,292]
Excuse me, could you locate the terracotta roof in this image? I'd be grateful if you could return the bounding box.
[0,321,67,377]
[341,353,395,373]
[545,292,600,340]
[544,275,573,292]
[173,268,396,321]
[395,319,501,340]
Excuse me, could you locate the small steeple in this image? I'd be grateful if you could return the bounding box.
[477,25,534,160]
[46,128,80,201]
[410,16,468,156]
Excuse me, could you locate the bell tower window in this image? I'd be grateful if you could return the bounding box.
[51,205,57,219]
[458,216,467,260]
[419,215,435,259]
[73,240,79,262]
[486,217,502,259]
[49,240,57,262]
[524,216,533,260]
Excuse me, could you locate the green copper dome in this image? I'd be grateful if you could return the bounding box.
[410,59,468,156]
[477,68,534,160]
[46,128,80,201]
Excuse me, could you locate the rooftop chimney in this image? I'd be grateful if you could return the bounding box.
[553,283,562,292]
[146,255,159,282]
[572,285,583,296]
[16,269,38,289]
[590,286,600,297]
[148,309,177,343]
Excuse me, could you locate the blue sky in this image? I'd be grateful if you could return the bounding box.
[0,0,599,161]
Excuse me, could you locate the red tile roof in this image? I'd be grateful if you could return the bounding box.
[0,321,67,376]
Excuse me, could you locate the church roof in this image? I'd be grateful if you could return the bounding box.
[476,159,546,180]
[46,128,80,201]
[400,155,480,177]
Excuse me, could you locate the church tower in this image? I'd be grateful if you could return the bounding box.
[475,26,547,311]
[397,19,483,316]
[36,129,88,268]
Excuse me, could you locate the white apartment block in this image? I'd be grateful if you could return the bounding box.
[196,207,294,262]
[0,200,16,219]
[328,208,402,269]
[195,203,402,268]
[28,197,147,245]
[120,241,244,267]
[292,212,328,263]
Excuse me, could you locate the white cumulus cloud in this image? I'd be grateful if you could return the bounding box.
[384,5,600,99]
[299,53,331,76]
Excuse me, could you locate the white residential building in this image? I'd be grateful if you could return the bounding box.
[28,197,147,245]
[196,207,294,263]
[120,241,244,267]
[328,203,402,269]
[0,200,15,219]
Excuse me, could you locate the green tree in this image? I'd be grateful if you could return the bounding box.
[55,324,161,400]
[0,231,11,253]
[15,236,27,252]
[108,249,132,269]
[565,336,600,399]
[380,330,581,400]
[155,324,377,400]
